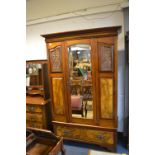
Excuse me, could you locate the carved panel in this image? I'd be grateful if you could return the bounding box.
[52,78,65,115]
[49,46,62,72]
[100,78,113,119]
[99,44,113,71]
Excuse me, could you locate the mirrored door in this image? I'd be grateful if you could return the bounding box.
[67,44,93,119]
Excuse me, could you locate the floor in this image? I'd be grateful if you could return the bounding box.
[58,138,129,155]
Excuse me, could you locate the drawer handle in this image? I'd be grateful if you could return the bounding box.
[29,117,36,121]
[30,123,35,128]
[63,130,71,135]
[96,134,104,140]
[28,106,35,111]
[30,123,41,128]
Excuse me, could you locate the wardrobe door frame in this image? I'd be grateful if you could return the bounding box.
[64,39,97,125]
[46,42,69,122]
[94,37,118,128]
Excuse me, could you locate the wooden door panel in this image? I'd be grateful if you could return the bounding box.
[52,78,65,115]
[49,46,63,73]
[64,39,96,123]
[100,78,113,119]
[95,37,117,122]
[47,42,68,122]
[98,44,114,72]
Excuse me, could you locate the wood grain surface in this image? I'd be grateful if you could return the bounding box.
[52,78,65,115]
[100,78,113,119]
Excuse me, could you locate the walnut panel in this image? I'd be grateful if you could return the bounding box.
[52,78,65,115]
[26,121,44,129]
[26,113,43,122]
[55,126,81,139]
[81,129,114,145]
[99,44,113,71]
[100,78,113,119]
[49,46,62,72]
[54,125,114,145]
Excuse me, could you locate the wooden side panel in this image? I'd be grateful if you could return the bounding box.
[52,78,65,115]
[100,78,113,119]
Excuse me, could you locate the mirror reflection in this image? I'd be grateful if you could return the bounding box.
[68,44,93,119]
[26,63,44,96]
[26,64,43,86]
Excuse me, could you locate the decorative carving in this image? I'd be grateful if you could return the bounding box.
[52,78,65,115]
[100,78,113,119]
[99,45,113,71]
[49,46,62,72]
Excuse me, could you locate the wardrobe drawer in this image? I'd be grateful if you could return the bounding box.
[80,129,114,145]
[26,121,44,129]
[55,125,81,139]
[54,125,114,145]
[26,113,43,122]
[26,105,43,113]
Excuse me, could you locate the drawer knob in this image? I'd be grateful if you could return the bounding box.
[30,117,36,121]
[96,134,104,140]
[28,106,35,111]
[64,130,70,135]
[30,123,35,128]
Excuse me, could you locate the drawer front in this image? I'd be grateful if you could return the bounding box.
[55,126,81,139]
[26,113,43,122]
[54,125,114,145]
[26,121,44,129]
[81,129,114,145]
[26,105,43,113]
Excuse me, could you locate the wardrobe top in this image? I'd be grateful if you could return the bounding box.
[41,26,121,42]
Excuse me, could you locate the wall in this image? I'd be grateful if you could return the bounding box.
[26,10,126,132]
[123,7,129,136]
[26,0,125,21]
[124,7,129,32]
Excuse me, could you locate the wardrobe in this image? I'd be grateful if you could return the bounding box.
[42,27,120,151]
